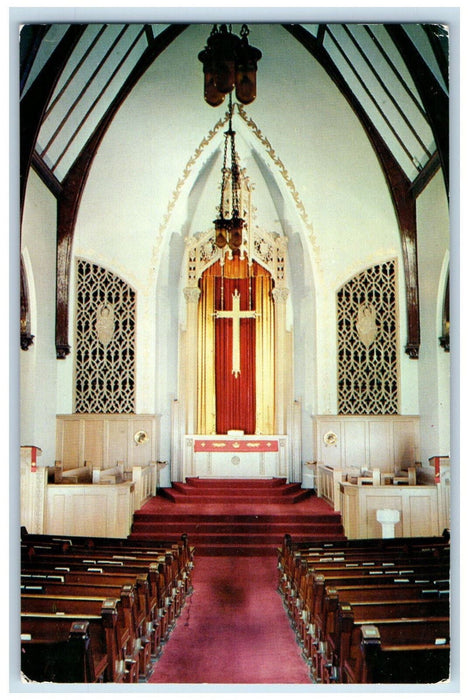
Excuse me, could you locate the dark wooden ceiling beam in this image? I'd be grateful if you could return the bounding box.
[283,22,422,358]
[20,25,49,94]
[31,151,63,199]
[20,25,87,221]
[385,23,449,197]
[55,23,189,359]
[410,151,441,199]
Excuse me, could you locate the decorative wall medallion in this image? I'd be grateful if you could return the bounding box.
[95,303,115,346]
[356,303,378,348]
[231,456,240,465]
[323,431,338,447]
[134,430,149,446]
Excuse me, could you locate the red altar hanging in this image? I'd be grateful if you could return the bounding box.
[194,439,278,452]
[215,275,256,434]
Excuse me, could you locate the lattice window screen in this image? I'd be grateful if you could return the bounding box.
[337,260,398,415]
[75,259,136,413]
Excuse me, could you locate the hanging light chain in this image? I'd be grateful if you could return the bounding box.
[219,126,230,218]
[228,98,241,216]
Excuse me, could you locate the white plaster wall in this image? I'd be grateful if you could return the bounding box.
[415,171,450,464]
[20,171,58,466]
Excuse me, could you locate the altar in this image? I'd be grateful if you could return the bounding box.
[183,434,289,480]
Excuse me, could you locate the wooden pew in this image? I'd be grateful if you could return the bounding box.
[20,531,194,598]
[279,532,450,569]
[20,576,145,681]
[21,579,160,667]
[279,539,449,616]
[21,548,185,645]
[21,615,108,683]
[277,534,450,684]
[303,579,449,677]
[21,567,166,658]
[21,567,158,677]
[283,550,449,616]
[345,619,450,684]
[22,531,193,670]
[318,597,450,683]
[20,531,195,681]
[278,534,449,602]
[21,596,132,683]
[279,535,449,583]
[285,561,449,642]
[293,568,449,677]
[53,460,93,484]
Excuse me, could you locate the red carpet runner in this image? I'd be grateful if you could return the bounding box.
[134,478,344,683]
[149,555,312,684]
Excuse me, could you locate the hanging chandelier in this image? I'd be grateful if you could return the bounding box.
[213,94,244,252]
[198,24,262,107]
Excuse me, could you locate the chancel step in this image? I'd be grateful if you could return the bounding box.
[161,478,312,504]
[131,477,345,555]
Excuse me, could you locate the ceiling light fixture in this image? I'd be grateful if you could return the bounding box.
[213,93,244,252]
[198,24,262,107]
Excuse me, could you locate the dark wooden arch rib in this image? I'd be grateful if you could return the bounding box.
[283,23,423,358]
[54,24,189,358]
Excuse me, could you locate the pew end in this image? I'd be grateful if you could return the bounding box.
[21,619,107,683]
[359,623,450,684]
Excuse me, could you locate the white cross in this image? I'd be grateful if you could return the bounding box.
[214,289,258,378]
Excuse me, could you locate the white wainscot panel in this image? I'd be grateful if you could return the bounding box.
[368,420,392,467]
[343,420,367,467]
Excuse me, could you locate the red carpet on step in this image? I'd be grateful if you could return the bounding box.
[132,478,344,555]
[149,555,312,684]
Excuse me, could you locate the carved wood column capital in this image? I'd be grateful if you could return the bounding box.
[272,287,289,304]
[183,287,201,304]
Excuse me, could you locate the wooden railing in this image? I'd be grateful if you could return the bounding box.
[132,463,158,508]
[45,481,136,538]
[316,464,343,510]
[21,447,163,538]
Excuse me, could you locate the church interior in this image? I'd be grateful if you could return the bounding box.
[17,17,452,687]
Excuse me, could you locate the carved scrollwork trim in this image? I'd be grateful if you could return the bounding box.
[236,104,320,259]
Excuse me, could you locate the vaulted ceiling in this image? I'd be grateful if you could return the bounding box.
[19,21,450,359]
[20,22,448,196]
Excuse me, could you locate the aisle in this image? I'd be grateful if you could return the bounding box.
[149,555,312,685]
